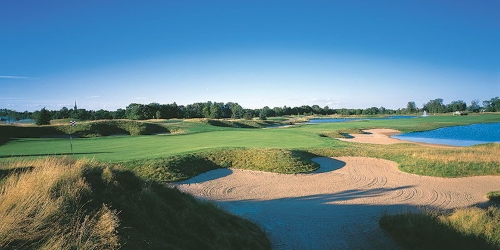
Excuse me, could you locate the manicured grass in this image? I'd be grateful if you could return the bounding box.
[1,114,499,178]
[0,128,332,162]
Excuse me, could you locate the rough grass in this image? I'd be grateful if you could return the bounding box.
[380,206,500,250]
[129,148,318,182]
[308,142,500,177]
[0,157,271,250]
[488,191,500,204]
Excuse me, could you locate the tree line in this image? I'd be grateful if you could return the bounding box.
[1,97,499,125]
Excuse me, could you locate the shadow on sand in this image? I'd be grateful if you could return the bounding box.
[218,187,419,250]
[177,168,233,184]
[311,157,346,173]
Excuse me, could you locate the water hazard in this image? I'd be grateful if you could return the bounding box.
[392,122,500,146]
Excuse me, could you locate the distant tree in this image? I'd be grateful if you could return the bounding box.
[59,107,71,119]
[228,102,244,119]
[311,105,323,115]
[202,102,212,118]
[35,107,51,125]
[242,109,254,120]
[468,99,481,112]
[93,109,112,120]
[406,101,417,114]
[126,103,147,120]
[259,106,269,120]
[423,98,446,113]
[483,97,500,112]
[362,107,380,115]
[447,100,467,112]
[209,102,223,119]
[112,108,126,119]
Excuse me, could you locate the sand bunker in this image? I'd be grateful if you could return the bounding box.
[337,128,403,145]
[176,157,500,249]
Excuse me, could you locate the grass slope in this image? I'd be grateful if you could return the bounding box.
[0,157,271,250]
[130,148,318,182]
[380,206,500,249]
[0,120,169,138]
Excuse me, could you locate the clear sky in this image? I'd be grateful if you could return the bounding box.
[1,0,499,111]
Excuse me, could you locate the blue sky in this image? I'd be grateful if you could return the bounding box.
[1,0,499,111]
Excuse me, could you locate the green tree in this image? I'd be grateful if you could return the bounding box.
[406,101,417,114]
[259,106,269,120]
[228,102,244,119]
[468,99,481,112]
[447,100,467,112]
[483,97,500,112]
[210,103,223,119]
[59,107,71,119]
[423,98,446,113]
[35,107,51,125]
[126,103,147,120]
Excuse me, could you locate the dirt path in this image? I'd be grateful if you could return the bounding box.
[176,157,500,249]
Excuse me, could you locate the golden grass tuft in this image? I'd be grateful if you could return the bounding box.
[381,206,500,249]
[443,206,500,246]
[0,157,120,249]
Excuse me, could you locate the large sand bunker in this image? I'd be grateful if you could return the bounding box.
[176,157,500,249]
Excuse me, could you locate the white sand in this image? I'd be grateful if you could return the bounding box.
[176,156,500,249]
[337,128,404,145]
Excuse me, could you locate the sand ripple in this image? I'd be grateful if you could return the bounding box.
[176,157,500,249]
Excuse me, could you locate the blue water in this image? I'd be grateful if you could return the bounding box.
[392,122,500,146]
[308,116,416,123]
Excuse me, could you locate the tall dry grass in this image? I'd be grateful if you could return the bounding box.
[0,157,120,249]
[380,206,500,249]
[0,157,271,250]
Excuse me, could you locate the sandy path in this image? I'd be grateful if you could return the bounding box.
[176,157,500,249]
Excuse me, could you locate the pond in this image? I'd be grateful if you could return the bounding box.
[308,116,417,123]
[392,122,500,146]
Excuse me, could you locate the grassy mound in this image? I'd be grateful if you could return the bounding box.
[129,148,318,182]
[380,207,500,250]
[205,119,280,128]
[0,157,271,250]
[204,148,318,173]
[0,120,169,138]
[64,120,169,137]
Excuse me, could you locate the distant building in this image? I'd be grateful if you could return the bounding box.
[74,100,77,111]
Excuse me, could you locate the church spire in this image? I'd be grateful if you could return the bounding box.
[74,100,77,111]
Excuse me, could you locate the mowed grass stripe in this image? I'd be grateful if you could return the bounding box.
[0,129,331,162]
